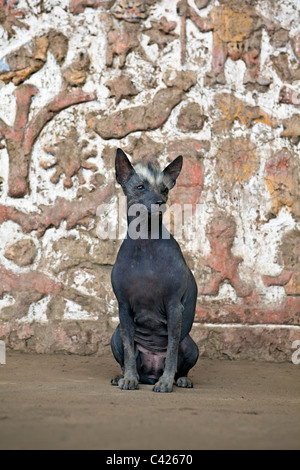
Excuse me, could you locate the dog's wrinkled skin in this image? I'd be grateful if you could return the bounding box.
[111,149,199,392]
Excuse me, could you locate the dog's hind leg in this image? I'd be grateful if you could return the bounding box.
[175,334,199,388]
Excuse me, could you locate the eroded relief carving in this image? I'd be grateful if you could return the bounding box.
[177,0,289,89]
[0,0,29,39]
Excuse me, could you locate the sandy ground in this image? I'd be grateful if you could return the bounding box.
[0,351,299,450]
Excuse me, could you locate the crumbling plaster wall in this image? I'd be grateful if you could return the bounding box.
[0,0,299,360]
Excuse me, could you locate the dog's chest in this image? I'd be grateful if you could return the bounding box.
[112,238,188,305]
[122,255,168,299]
[117,247,179,291]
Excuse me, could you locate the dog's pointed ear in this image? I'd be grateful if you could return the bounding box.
[115,148,135,185]
[163,155,183,189]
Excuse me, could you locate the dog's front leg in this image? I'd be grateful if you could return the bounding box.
[118,302,139,390]
[153,302,183,393]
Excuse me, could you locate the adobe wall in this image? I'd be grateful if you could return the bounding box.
[0,0,299,360]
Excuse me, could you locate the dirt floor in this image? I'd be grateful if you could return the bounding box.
[0,351,299,450]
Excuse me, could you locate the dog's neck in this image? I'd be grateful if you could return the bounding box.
[126,211,169,241]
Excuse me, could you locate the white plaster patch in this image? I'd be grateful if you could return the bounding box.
[224,58,247,93]
[198,281,238,304]
[71,270,97,296]
[106,297,118,316]
[0,82,16,127]
[257,208,296,277]
[27,53,63,121]
[64,299,98,320]
[262,286,287,305]
[19,295,50,323]
[40,223,81,275]
[0,295,16,311]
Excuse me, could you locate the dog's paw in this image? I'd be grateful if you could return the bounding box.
[118,375,139,390]
[153,377,173,393]
[176,377,193,388]
[111,374,124,386]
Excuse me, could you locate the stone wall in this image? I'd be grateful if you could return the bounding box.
[0,0,299,361]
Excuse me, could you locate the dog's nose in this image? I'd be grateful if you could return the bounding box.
[156,201,165,206]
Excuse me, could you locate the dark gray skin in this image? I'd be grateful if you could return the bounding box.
[111,148,199,393]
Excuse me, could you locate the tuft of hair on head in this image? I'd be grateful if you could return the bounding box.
[134,161,164,187]
[115,148,183,191]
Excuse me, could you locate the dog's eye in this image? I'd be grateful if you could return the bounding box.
[164,187,169,194]
[137,185,145,191]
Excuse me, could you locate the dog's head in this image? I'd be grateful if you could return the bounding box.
[115,148,182,213]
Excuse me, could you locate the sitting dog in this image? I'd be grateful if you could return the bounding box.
[110,148,199,392]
